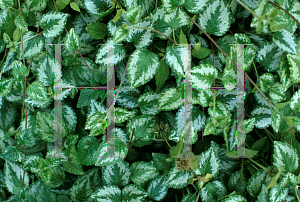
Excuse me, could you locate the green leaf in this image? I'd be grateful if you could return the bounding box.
[273,141,299,173]
[152,153,173,174]
[256,42,283,72]
[86,22,107,39]
[192,45,212,59]
[22,0,47,12]
[85,111,107,136]
[208,101,231,126]
[179,29,188,44]
[102,160,131,186]
[130,161,156,184]
[195,146,220,177]
[228,171,246,193]
[287,53,300,83]
[20,31,44,59]
[70,2,80,12]
[0,78,13,97]
[36,111,68,142]
[127,114,156,142]
[149,6,172,40]
[203,122,216,136]
[0,0,13,10]
[62,144,84,175]
[185,0,209,14]
[70,168,102,201]
[258,73,274,93]
[115,107,133,123]
[191,64,218,89]
[278,54,293,92]
[122,184,148,201]
[155,58,169,91]
[197,88,213,107]
[127,48,159,88]
[91,185,121,202]
[40,11,69,38]
[137,91,160,115]
[124,0,155,18]
[12,60,29,81]
[112,9,123,23]
[36,54,55,86]
[17,128,35,147]
[268,82,286,103]
[125,5,142,25]
[197,0,231,36]
[200,180,227,202]
[4,161,29,196]
[251,136,268,152]
[225,148,259,157]
[222,195,247,202]
[113,25,129,44]
[163,7,189,30]
[244,118,255,134]
[169,140,183,158]
[272,29,297,54]
[251,106,271,129]
[3,32,11,43]
[65,28,80,52]
[26,81,48,101]
[27,181,56,202]
[77,89,102,108]
[165,166,193,189]
[14,15,28,32]
[83,0,111,16]
[77,136,101,166]
[0,146,24,162]
[158,87,184,111]
[147,175,168,201]
[290,90,300,112]
[247,169,268,197]
[56,0,70,11]
[115,85,141,109]
[165,45,187,77]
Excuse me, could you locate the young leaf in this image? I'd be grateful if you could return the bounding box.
[56,0,70,11]
[192,45,212,59]
[125,5,142,25]
[70,2,80,12]
[113,26,129,44]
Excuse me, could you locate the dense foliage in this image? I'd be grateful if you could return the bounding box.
[0,0,300,201]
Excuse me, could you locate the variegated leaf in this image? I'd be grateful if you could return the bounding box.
[137,91,160,115]
[12,60,29,81]
[113,25,129,44]
[40,11,69,38]
[124,0,155,18]
[0,0,13,10]
[122,184,148,202]
[228,171,246,193]
[197,88,213,107]
[163,7,189,30]
[19,31,44,59]
[102,160,131,186]
[85,111,107,136]
[272,29,297,54]
[26,81,48,101]
[194,147,220,177]
[256,42,284,72]
[244,118,255,134]
[147,175,168,201]
[201,181,227,202]
[233,33,251,44]
[14,15,28,32]
[198,0,231,36]
[287,53,300,83]
[290,90,300,112]
[278,54,293,92]
[0,78,13,97]
[130,161,157,184]
[158,87,184,111]
[65,28,80,52]
[191,64,218,89]
[149,6,172,40]
[83,0,111,16]
[185,0,209,14]
[127,48,159,88]
[115,85,141,109]
[91,185,121,201]
[125,5,142,25]
[208,101,231,126]
[222,195,247,202]
[165,166,193,189]
[247,169,268,197]
[273,141,298,172]
[251,106,271,129]
[127,114,156,142]
[36,54,55,86]
[258,73,274,93]
[115,107,133,123]
[269,83,286,103]
[165,45,187,77]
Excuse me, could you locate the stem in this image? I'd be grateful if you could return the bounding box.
[268,1,300,26]
[162,131,172,149]
[16,32,43,45]
[247,157,269,172]
[235,0,261,18]
[211,41,216,124]
[295,186,300,202]
[187,14,275,110]
[187,167,199,179]
[133,26,177,44]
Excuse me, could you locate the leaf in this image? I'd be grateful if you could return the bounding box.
[70,2,80,12]
[225,148,259,157]
[86,22,107,39]
[65,28,80,52]
[56,0,70,11]
[22,0,47,12]
[20,31,44,59]
[14,15,28,32]
[244,118,255,134]
[158,87,184,111]
[228,171,246,193]
[208,101,231,126]
[268,82,286,103]
[273,141,299,173]
[147,175,168,201]
[163,7,189,30]
[62,144,84,175]
[17,128,35,147]
[169,140,183,158]
[85,111,107,136]
[247,169,268,197]
[102,160,131,187]
[112,9,123,23]
[0,78,13,97]
[251,136,268,151]
[40,11,69,38]
[36,54,55,86]
[185,0,209,14]
[192,45,212,59]
[278,54,293,92]
[4,161,29,196]
[200,181,227,202]
[191,64,218,89]
[36,111,68,142]
[130,161,157,184]
[83,0,111,16]
[258,73,274,93]
[115,107,133,123]
[113,25,129,44]
[149,6,172,40]
[27,181,56,202]
[26,81,48,101]
[197,0,231,36]
[137,91,160,115]
[127,48,159,88]
[125,5,142,25]
[0,146,24,162]
[115,85,141,109]
[287,53,300,83]
[77,89,102,108]
[127,114,156,142]
[124,0,155,18]
[222,195,247,202]
[152,153,173,174]
[166,45,187,78]
[272,29,297,54]
[165,166,193,189]
[0,0,13,10]
[290,90,300,112]
[91,185,121,202]
[179,29,188,44]
[251,106,271,129]
[155,58,169,91]
[122,184,148,201]
[12,60,29,81]
[195,146,220,177]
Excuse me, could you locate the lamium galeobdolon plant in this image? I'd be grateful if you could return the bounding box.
[0,0,300,201]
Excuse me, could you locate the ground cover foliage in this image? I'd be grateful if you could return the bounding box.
[0,0,300,201]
